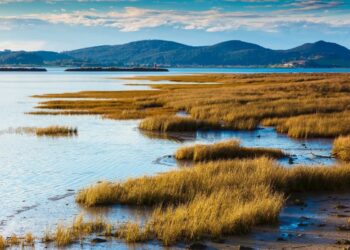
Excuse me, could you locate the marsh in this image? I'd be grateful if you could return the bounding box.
[0,68,349,248]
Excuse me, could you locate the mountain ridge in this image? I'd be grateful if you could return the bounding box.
[1,40,349,68]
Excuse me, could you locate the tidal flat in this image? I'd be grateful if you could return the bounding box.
[1,69,350,249]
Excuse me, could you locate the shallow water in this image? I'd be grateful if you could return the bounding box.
[0,68,343,241]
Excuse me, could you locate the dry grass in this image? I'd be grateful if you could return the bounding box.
[263,111,350,138]
[12,126,78,137]
[36,126,78,137]
[76,158,350,245]
[333,136,350,161]
[0,235,6,249]
[115,222,149,243]
[54,224,74,247]
[8,234,19,246]
[42,229,53,243]
[44,214,112,247]
[24,232,34,245]
[139,115,221,132]
[175,140,286,161]
[31,73,350,138]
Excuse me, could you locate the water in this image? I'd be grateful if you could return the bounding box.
[0,68,343,240]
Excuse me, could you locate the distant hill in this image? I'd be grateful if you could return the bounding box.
[1,40,350,67]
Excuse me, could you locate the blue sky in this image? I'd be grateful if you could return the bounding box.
[0,0,349,51]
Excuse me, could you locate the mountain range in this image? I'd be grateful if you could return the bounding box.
[0,40,350,68]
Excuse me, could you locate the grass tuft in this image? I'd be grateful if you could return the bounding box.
[24,232,34,245]
[12,126,78,137]
[54,224,74,247]
[333,136,350,161]
[139,115,221,132]
[76,158,350,245]
[175,140,286,161]
[50,215,112,247]
[75,181,120,207]
[35,126,78,137]
[115,222,149,243]
[0,235,6,249]
[8,234,20,246]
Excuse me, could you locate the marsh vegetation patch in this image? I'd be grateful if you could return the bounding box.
[30,73,350,138]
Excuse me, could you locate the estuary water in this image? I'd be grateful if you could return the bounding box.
[0,67,347,245]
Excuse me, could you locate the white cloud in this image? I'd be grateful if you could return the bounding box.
[0,6,349,33]
[287,0,342,11]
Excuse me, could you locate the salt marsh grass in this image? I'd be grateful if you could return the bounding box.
[12,126,77,137]
[333,136,350,161]
[0,235,5,249]
[264,112,350,138]
[44,214,112,247]
[8,234,19,245]
[76,158,350,245]
[24,232,34,245]
[175,140,286,161]
[139,115,221,132]
[31,73,350,138]
[36,126,77,137]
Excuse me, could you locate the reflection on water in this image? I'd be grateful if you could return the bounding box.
[0,67,339,242]
[141,127,335,166]
[195,127,335,166]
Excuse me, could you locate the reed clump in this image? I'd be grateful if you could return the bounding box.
[8,234,20,246]
[76,158,350,245]
[46,215,111,247]
[175,140,286,161]
[35,126,78,137]
[24,232,34,245]
[12,126,78,137]
[333,136,350,161]
[269,112,350,138]
[115,222,150,243]
[0,235,6,249]
[139,115,221,132]
[32,73,350,138]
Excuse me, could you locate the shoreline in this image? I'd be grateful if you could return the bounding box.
[0,67,47,72]
[65,67,169,72]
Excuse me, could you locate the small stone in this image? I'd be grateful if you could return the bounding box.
[298,222,308,227]
[336,239,350,245]
[235,246,254,250]
[335,205,349,210]
[212,237,225,243]
[91,238,107,243]
[338,225,350,231]
[291,198,307,207]
[317,223,326,227]
[188,242,207,250]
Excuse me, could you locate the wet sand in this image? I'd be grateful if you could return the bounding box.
[205,192,350,249]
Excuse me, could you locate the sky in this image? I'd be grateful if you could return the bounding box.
[0,0,349,51]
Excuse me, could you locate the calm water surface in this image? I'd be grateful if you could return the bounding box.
[0,68,344,242]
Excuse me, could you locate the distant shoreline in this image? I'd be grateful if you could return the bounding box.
[0,67,47,72]
[65,67,169,72]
